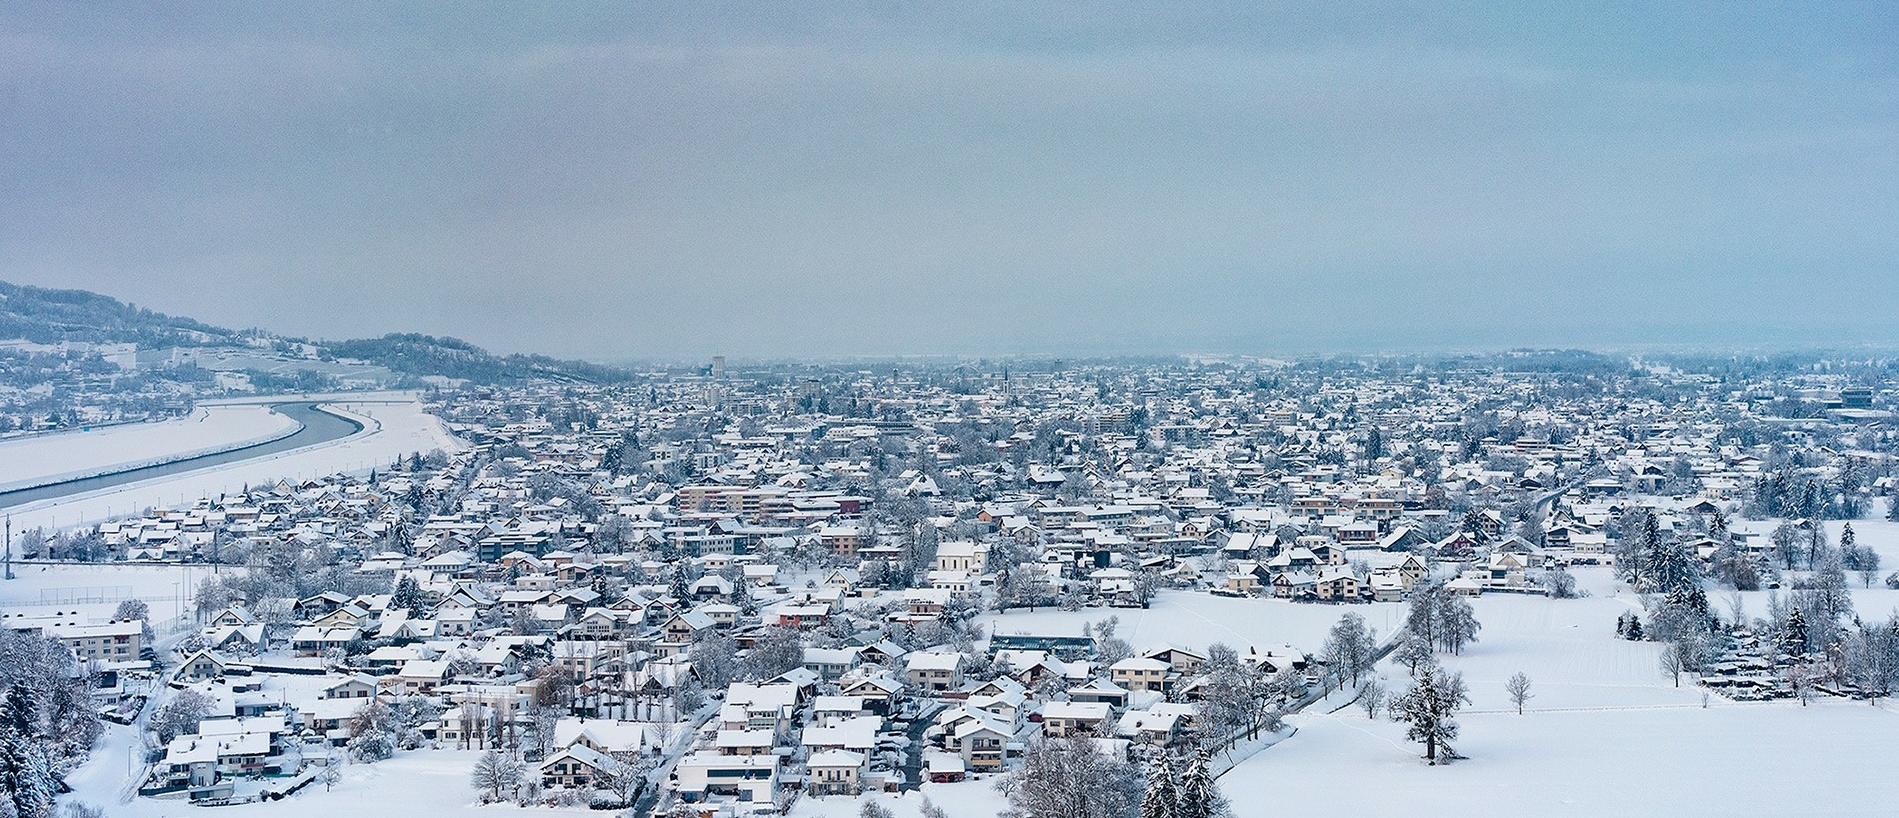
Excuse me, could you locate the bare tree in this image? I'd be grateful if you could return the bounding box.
[996,736,1144,818]
[470,749,524,803]
[740,627,806,681]
[1505,672,1533,714]
[1390,666,1469,765]
[1358,677,1387,719]
[150,689,214,744]
[1659,644,1684,688]
[1784,663,1816,706]
[1322,613,1375,686]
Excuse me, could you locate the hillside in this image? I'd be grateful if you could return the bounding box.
[0,280,629,385]
[0,280,238,347]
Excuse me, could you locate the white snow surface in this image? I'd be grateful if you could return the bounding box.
[1213,564,1899,817]
[62,730,596,818]
[1226,695,1897,817]
[0,405,300,492]
[976,590,1408,656]
[5,398,465,532]
[0,562,218,626]
[788,780,1009,818]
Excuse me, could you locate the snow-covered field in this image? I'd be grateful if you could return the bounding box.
[1214,563,1899,817]
[1227,699,1898,818]
[0,405,299,493]
[0,562,215,627]
[4,399,465,532]
[976,590,1408,656]
[790,782,1009,818]
[61,727,597,818]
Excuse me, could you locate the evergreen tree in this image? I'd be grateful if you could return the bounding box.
[1646,538,1698,596]
[1174,748,1225,818]
[1139,753,1176,818]
[0,686,30,737]
[732,576,757,617]
[1799,480,1821,521]
[1781,608,1809,658]
[392,574,425,616]
[1887,496,1899,523]
[0,685,53,818]
[668,566,692,602]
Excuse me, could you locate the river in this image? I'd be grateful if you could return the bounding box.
[0,402,363,510]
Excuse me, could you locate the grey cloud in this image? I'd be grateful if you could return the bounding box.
[2,3,1895,359]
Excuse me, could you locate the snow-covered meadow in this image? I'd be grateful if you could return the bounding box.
[62,728,601,818]
[1226,699,1898,818]
[976,590,1408,657]
[0,562,215,628]
[1219,561,1899,818]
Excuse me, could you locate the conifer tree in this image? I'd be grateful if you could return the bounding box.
[1139,753,1176,818]
[1174,747,1225,818]
[0,685,53,818]
[732,575,757,617]
[669,566,692,602]
[392,574,425,615]
[1781,608,1810,658]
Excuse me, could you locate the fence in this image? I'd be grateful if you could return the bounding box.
[34,585,139,605]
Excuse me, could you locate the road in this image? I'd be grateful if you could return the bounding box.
[894,701,940,791]
[0,402,362,510]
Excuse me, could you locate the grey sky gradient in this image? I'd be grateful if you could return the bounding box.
[3,2,1895,360]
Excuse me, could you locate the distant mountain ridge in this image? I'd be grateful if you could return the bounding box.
[0,279,630,385]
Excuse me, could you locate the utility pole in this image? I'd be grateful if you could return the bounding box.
[3,516,11,581]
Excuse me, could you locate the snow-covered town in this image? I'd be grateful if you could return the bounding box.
[4,351,1899,818]
[6,4,1897,818]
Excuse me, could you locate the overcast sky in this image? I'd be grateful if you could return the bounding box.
[2,2,1895,361]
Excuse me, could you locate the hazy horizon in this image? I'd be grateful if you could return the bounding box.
[4,3,1895,360]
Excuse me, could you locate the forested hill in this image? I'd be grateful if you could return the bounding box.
[326,333,632,384]
[0,280,238,347]
[0,280,630,385]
